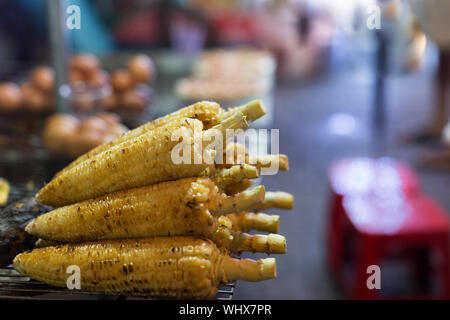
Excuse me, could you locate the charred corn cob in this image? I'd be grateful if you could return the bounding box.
[14,237,276,299]
[226,212,280,233]
[259,191,294,210]
[60,101,221,174]
[29,178,265,241]
[30,215,286,254]
[60,100,265,175]
[37,112,248,207]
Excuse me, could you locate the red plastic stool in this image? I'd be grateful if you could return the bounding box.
[329,157,421,197]
[340,194,450,299]
[327,158,421,281]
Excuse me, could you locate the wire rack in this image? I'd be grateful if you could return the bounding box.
[0,266,235,300]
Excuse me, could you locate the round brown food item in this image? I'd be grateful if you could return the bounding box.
[21,83,51,112]
[78,117,109,134]
[127,54,154,83]
[0,82,23,112]
[66,129,105,157]
[69,54,100,76]
[102,133,120,144]
[30,66,54,93]
[68,69,86,83]
[45,114,80,128]
[88,69,110,88]
[42,114,80,153]
[120,90,146,111]
[106,122,128,136]
[95,112,121,125]
[101,93,118,111]
[111,69,133,92]
[72,92,95,111]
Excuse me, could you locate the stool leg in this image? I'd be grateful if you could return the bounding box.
[352,235,381,299]
[328,194,345,279]
[328,195,346,278]
[437,236,450,299]
[411,248,431,294]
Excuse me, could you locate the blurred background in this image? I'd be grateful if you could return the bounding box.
[1,0,450,299]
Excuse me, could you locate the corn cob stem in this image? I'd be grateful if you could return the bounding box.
[224,257,276,282]
[250,154,289,171]
[216,185,265,215]
[228,232,286,254]
[259,191,294,210]
[224,179,253,195]
[223,99,266,122]
[204,111,248,140]
[227,212,280,233]
[220,143,289,171]
[211,164,258,189]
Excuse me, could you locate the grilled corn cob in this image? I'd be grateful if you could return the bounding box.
[226,212,280,233]
[37,112,248,207]
[14,237,276,299]
[60,99,265,175]
[29,175,284,253]
[30,215,286,254]
[59,101,221,174]
[29,178,265,241]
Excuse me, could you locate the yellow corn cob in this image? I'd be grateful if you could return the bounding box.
[28,178,265,242]
[37,112,248,207]
[14,237,276,299]
[226,212,280,233]
[60,99,265,176]
[259,191,294,210]
[0,177,10,206]
[29,215,286,254]
[58,101,220,175]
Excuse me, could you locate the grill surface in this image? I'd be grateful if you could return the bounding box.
[0,265,235,300]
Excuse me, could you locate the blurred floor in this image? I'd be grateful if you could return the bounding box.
[234,64,450,299]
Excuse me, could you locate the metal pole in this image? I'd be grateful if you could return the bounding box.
[46,0,68,113]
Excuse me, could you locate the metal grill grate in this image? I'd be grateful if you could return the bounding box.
[0,266,235,300]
